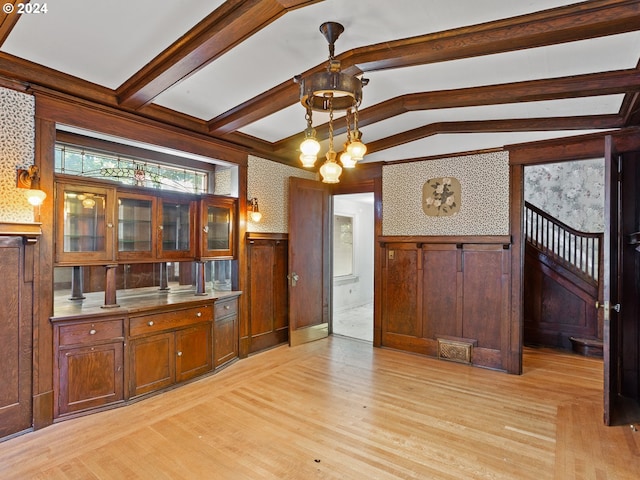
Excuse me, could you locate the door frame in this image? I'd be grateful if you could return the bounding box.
[331,192,376,341]
[332,171,382,346]
[508,127,640,421]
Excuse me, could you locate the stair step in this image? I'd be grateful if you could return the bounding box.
[569,337,603,358]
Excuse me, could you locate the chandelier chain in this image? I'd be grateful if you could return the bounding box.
[328,96,334,153]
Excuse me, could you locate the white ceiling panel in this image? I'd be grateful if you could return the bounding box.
[365,130,605,162]
[1,0,224,89]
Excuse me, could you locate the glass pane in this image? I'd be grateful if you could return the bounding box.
[207,206,230,251]
[162,202,191,251]
[118,197,153,252]
[63,190,107,253]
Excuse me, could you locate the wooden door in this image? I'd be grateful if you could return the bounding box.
[175,323,212,382]
[57,342,124,415]
[288,178,331,346]
[603,135,622,425]
[130,332,175,397]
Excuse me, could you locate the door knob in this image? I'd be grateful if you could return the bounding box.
[596,301,621,312]
[288,272,299,286]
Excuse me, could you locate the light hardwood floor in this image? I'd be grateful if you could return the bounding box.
[1,336,639,479]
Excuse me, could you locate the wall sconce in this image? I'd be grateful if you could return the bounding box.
[248,197,262,222]
[16,165,47,206]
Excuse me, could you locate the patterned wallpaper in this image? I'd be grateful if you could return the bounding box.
[214,165,234,196]
[247,155,316,233]
[524,158,604,232]
[382,151,510,236]
[0,87,36,222]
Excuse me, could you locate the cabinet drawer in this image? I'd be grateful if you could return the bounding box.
[215,297,238,318]
[59,319,124,346]
[130,305,213,337]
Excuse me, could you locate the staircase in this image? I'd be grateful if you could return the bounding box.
[523,202,603,354]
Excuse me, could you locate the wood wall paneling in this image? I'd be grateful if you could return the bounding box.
[524,244,599,349]
[382,244,421,341]
[421,244,460,342]
[380,239,511,371]
[0,236,32,438]
[247,234,289,354]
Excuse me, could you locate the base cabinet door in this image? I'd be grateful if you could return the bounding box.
[58,342,124,415]
[176,323,213,382]
[214,297,239,368]
[130,332,175,397]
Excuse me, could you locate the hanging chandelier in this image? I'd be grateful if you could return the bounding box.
[294,22,368,183]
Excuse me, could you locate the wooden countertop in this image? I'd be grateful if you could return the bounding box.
[52,285,241,321]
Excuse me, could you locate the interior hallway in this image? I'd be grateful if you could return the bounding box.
[1,336,638,479]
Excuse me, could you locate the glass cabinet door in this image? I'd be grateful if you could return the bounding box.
[200,197,235,259]
[158,198,196,259]
[117,193,156,261]
[55,182,115,264]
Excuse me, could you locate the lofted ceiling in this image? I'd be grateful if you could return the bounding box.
[1,0,640,166]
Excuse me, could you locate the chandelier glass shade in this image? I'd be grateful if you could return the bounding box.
[295,22,367,183]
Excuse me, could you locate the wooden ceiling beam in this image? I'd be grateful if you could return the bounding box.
[0,1,28,44]
[272,69,640,155]
[208,0,640,135]
[366,116,625,154]
[117,0,321,110]
[349,0,640,72]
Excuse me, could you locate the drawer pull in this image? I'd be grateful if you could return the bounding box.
[89,329,97,335]
[148,321,154,326]
[196,312,202,317]
[224,305,230,310]
[177,351,183,357]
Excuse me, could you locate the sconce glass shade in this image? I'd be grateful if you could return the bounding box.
[320,151,342,184]
[248,197,262,222]
[24,189,46,206]
[346,132,367,161]
[300,129,321,168]
[299,153,318,168]
[340,150,356,168]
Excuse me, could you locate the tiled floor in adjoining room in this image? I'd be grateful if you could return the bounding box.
[332,303,373,342]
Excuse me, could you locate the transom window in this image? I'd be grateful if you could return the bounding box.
[55,143,208,194]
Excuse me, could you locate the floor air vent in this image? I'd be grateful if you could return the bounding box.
[437,338,473,364]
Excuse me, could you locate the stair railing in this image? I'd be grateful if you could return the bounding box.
[524,201,602,284]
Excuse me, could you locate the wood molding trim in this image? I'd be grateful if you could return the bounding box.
[33,90,248,165]
[378,235,511,245]
[0,222,42,242]
[507,126,640,165]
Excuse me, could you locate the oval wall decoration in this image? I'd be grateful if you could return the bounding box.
[422,177,461,217]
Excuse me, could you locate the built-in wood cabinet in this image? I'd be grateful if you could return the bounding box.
[129,305,213,397]
[55,181,116,265]
[213,297,238,367]
[158,197,197,260]
[55,176,236,266]
[199,196,235,259]
[53,317,125,416]
[51,290,240,419]
[117,192,156,261]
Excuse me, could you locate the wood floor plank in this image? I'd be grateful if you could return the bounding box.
[1,337,639,479]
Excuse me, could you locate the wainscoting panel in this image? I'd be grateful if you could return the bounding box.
[380,237,511,371]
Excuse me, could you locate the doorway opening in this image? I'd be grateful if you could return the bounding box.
[332,193,375,342]
[522,158,605,354]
